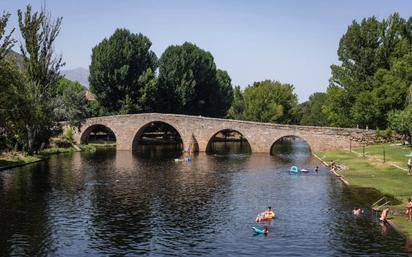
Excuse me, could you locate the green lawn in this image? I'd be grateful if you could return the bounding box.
[352,143,412,170]
[316,145,412,237]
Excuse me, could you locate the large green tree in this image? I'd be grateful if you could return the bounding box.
[241,80,298,123]
[89,29,158,114]
[156,42,233,117]
[324,13,412,128]
[17,5,64,153]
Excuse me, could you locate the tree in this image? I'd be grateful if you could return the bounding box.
[138,68,158,112]
[388,108,412,142]
[242,80,298,123]
[0,60,27,150]
[54,79,89,128]
[297,92,328,126]
[18,5,64,153]
[57,78,84,94]
[157,42,233,117]
[215,69,234,117]
[0,11,15,60]
[325,13,412,128]
[89,29,158,114]
[226,86,245,120]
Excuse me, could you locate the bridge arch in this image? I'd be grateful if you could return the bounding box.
[131,121,185,153]
[270,135,312,156]
[206,128,251,154]
[80,124,117,145]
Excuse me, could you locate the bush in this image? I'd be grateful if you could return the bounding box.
[63,127,74,141]
[50,136,72,148]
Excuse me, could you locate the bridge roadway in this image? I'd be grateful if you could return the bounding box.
[73,113,375,153]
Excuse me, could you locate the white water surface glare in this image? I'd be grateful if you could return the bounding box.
[0,139,411,256]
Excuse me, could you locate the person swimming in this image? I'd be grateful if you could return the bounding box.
[353,207,362,216]
[263,226,269,234]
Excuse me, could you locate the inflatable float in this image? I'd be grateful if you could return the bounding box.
[174,156,192,162]
[255,211,276,222]
[252,227,268,234]
[290,165,299,174]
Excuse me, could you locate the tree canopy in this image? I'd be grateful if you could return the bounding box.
[227,80,298,123]
[155,42,233,117]
[89,28,158,114]
[324,13,412,129]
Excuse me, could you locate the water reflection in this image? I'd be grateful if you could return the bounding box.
[0,142,410,256]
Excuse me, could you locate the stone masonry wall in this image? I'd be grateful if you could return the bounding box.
[73,113,378,153]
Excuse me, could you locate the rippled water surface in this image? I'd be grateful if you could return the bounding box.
[0,142,411,256]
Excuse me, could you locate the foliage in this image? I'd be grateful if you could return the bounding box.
[215,69,234,117]
[226,85,245,120]
[17,5,64,153]
[0,11,15,60]
[54,83,90,128]
[388,107,412,142]
[0,60,27,150]
[57,78,84,94]
[297,92,328,126]
[89,28,158,114]
[87,100,108,117]
[138,68,158,112]
[241,80,298,123]
[156,42,233,117]
[324,13,412,129]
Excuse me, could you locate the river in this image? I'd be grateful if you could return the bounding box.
[0,140,410,256]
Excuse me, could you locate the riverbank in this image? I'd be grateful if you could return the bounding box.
[0,144,113,171]
[316,143,412,238]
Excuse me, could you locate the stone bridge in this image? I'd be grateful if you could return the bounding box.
[73,113,376,153]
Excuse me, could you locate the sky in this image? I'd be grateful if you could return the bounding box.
[2,0,412,102]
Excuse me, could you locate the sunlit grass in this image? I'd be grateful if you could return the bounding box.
[317,145,412,237]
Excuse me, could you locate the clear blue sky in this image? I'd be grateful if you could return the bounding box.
[3,0,412,101]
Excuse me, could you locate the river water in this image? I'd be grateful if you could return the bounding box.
[0,141,411,256]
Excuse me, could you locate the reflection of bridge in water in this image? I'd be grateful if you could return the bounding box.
[73,113,376,154]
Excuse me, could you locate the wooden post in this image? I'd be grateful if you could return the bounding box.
[383,147,386,163]
[363,145,365,157]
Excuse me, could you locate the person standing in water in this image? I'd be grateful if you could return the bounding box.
[380,207,390,223]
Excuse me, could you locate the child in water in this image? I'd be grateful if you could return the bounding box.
[263,226,269,234]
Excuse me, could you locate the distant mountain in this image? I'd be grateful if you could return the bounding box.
[62,67,89,87]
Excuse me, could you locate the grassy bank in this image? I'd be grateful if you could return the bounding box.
[316,143,412,237]
[0,144,100,171]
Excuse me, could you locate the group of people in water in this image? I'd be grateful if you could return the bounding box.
[254,207,275,235]
[351,198,412,227]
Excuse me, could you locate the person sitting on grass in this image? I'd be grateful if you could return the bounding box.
[330,161,337,172]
